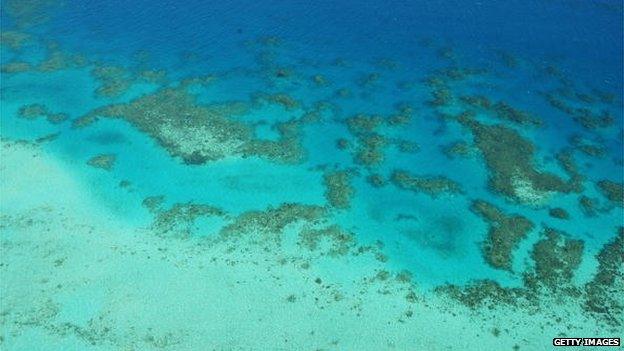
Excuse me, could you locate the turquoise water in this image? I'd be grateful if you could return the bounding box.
[1,1,622,350]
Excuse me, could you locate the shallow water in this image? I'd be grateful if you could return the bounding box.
[1,1,623,350]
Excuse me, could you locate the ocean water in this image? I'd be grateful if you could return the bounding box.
[1,0,622,350]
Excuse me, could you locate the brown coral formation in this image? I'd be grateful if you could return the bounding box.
[458,115,575,204]
[323,171,354,209]
[436,279,526,309]
[17,103,68,124]
[569,135,606,158]
[439,228,586,311]
[543,93,615,129]
[555,151,584,192]
[345,114,388,166]
[391,170,462,197]
[523,228,584,291]
[583,227,623,326]
[366,174,385,188]
[578,195,599,217]
[152,203,225,237]
[441,141,476,159]
[548,207,569,220]
[356,72,380,87]
[219,203,327,243]
[460,96,543,127]
[386,103,414,126]
[92,64,166,97]
[596,180,624,207]
[0,30,31,50]
[335,138,350,150]
[91,65,135,98]
[254,93,301,110]
[396,140,420,153]
[471,200,534,271]
[1,61,33,73]
[312,74,330,86]
[78,87,250,163]
[243,119,307,164]
[2,45,86,74]
[75,87,307,165]
[3,0,60,28]
[424,75,454,107]
[86,154,116,171]
[142,195,166,212]
[299,225,355,256]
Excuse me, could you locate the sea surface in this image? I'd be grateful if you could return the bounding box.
[1,1,622,350]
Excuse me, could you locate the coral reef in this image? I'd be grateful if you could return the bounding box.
[91,63,165,95]
[428,87,453,107]
[523,228,584,291]
[460,96,543,127]
[1,61,33,73]
[152,202,225,237]
[242,119,307,164]
[17,104,47,119]
[439,227,586,313]
[345,114,388,166]
[298,225,355,256]
[578,195,599,217]
[366,174,385,188]
[569,135,606,158]
[441,141,476,159]
[18,104,68,124]
[219,203,327,243]
[81,87,251,163]
[335,88,352,98]
[86,154,116,171]
[471,200,534,271]
[543,93,615,129]
[254,93,301,110]
[3,0,60,28]
[0,30,31,50]
[396,140,420,153]
[142,195,166,213]
[555,151,584,192]
[76,87,307,165]
[354,137,386,165]
[391,170,462,197]
[91,65,135,98]
[548,207,569,220]
[596,180,624,207]
[386,103,413,126]
[583,227,623,326]
[323,171,354,209]
[436,279,526,309]
[335,138,350,150]
[312,74,330,86]
[458,115,575,204]
[356,72,380,87]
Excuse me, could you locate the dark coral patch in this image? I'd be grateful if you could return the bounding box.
[471,200,534,271]
[459,115,576,205]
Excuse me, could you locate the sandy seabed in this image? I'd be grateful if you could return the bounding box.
[0,141,606,351]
